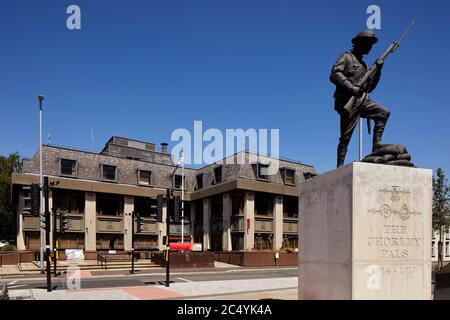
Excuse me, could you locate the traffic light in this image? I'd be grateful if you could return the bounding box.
[173,196,181,223]
[136,213,145,233]
[30,184,40,217]
[59,212,69,233]
[157,195,164,223]
[40,212,48,230]
[162,235,169,246]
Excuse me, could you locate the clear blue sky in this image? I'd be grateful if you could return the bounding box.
[1,0,449,175]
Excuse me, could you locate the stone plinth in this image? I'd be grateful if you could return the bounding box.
[298,162,432,300]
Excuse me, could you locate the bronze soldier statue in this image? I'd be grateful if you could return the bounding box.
[330,30,390,168]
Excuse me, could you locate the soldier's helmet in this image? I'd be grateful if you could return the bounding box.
[352,30,378,44]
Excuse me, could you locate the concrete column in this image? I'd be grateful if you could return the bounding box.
[244,192,255,250]
[123,196,134,251]
[190,202,196,243]
[274,195,284,251]
[16,192,26,250]
[222,193,232,251]
[84,192,97,251]
[158,198,167,250]
[203,198,211,250]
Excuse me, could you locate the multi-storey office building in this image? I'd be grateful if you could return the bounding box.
[11,136,317,254]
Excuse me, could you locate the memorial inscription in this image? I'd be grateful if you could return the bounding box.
[365,185,422,273]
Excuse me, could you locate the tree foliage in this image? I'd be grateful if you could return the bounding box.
[0,152,22,243]
[432,168,450,241]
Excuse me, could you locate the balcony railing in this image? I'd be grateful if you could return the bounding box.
[56,213,85,233]
[97,215,124,234]
[255,216,273,233]
[283,217,298,234]
[134,217,158,235]
[22,213,85,233]
[22,214,40,231]
[231,215,245,233]
[170,222,192,236]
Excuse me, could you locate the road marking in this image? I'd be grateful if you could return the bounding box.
[177,277,193,283]
[8,284,26,289]
[8,280,18,285]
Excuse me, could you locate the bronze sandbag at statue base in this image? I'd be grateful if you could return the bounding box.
[362,143,415,167]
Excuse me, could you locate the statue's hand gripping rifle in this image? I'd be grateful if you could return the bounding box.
[343,21,415,115]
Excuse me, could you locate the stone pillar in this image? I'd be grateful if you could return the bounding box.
[190,202,196,243]
[222,193,232,251]
[84,192,97,251]
[123,196,134,251]
[274,195,284,251]
[158,198,167,250]
[203,198,211,250]
[244,192,255,250]
[16,192,26,250]
[299,162,432,300]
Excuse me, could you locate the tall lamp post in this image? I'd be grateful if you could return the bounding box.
[38,95,44,273]
[180,151,185,243]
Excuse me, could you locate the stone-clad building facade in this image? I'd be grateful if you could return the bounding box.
[11,136,317,254]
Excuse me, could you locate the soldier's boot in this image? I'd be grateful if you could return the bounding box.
[372,119,387,153]
[337,144,348,168]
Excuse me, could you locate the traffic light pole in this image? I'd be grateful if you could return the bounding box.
[52,208,57,276]
[165,188,171,287]
[44,177,52,292]
[131,211,135,274]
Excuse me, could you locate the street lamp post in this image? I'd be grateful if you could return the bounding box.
[181,151,184,243]
[38,95,44,273]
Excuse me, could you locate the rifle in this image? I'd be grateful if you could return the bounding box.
[343,20,415,114]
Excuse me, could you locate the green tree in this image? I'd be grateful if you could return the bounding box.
[0,152,22,244]
[432,168,450,270]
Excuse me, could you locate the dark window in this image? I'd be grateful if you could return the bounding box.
[232,193,244,215]
[174,175,183,189]
[96,193,124,216]
[214,166,223,184]
[196,174,203,189]
[134,197,157,218]
[280,168,296,185]
[195,200,203,220]
[253,163,269,181]
[211,194,223,218]
[53,190,85,214]
[60,159,77,176]
[255,192,274,216]
[138,170,151,185]
[303,172,317,180]
[283,196,298,218]
[102,165,117,181]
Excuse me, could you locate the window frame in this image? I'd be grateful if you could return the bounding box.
[101,164,117,182]
[196,174,204,189]
[280,167,296,185]
[214,166,223,184]
[59,158,78,178]
[173,174,185,190]
[253,163,269,181]
[137,169,152,186]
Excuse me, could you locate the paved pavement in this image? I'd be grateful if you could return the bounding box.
[3,266,299,300]
[7,276,298,300]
